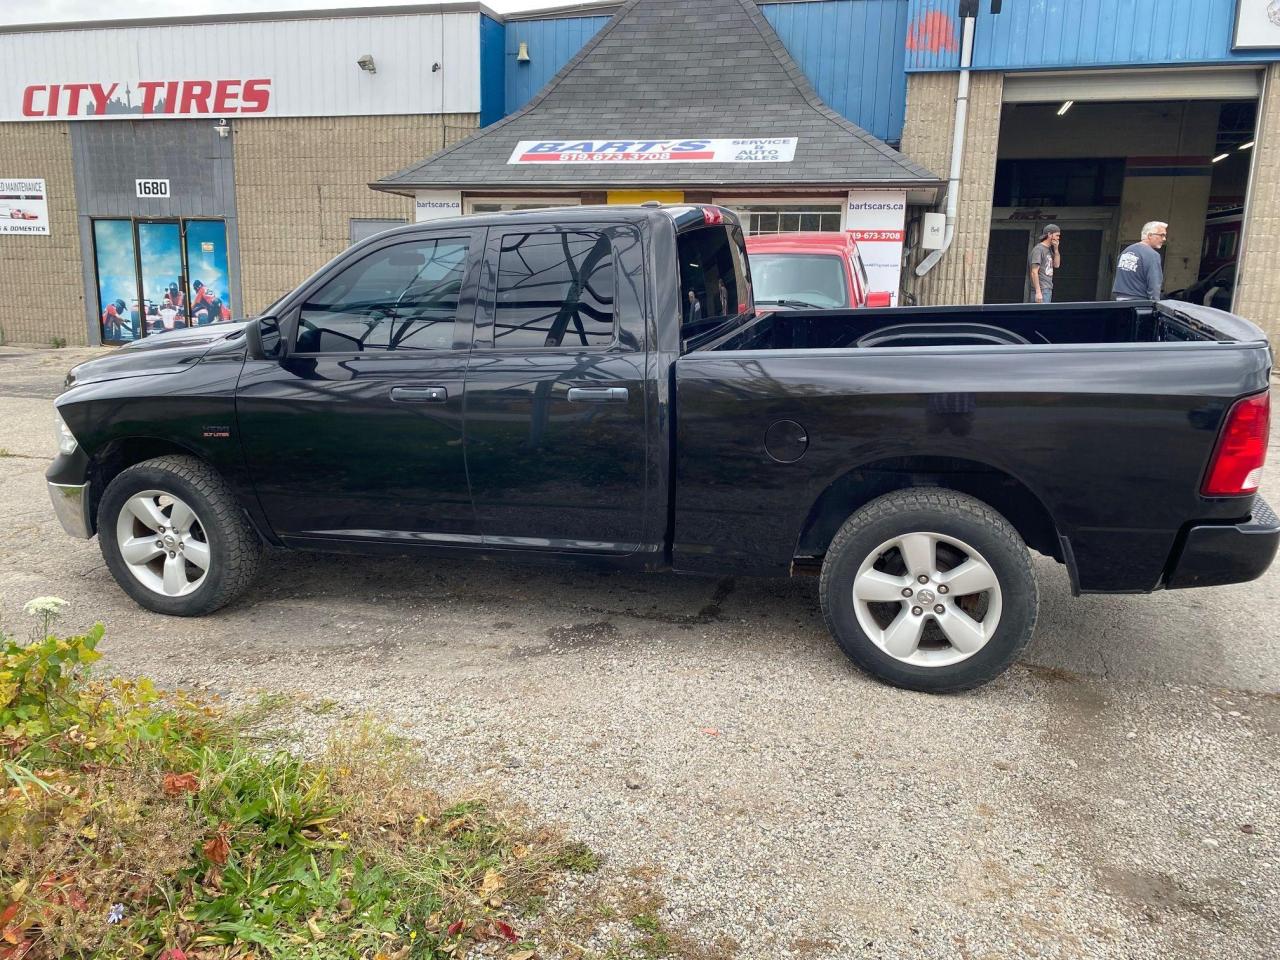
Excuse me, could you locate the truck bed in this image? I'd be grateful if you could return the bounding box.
[695,300,1263,352]
[673,300,1272,592]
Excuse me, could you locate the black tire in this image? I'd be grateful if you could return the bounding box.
[819,488,1037,693]
[98,455,262,616]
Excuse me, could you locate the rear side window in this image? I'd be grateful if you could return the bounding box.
[493,231,615,348]
[677,224,752,337]
[296,237,469,353]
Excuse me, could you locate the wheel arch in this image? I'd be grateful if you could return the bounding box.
[86,437,272,543]
[795,455,1062,564]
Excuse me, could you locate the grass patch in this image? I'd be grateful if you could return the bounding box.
[537,870,738,960]
[0,624,595,959]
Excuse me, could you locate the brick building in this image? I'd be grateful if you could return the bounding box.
[0,4,487,346]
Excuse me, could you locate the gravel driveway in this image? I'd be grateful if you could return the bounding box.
[2,344,1278,959]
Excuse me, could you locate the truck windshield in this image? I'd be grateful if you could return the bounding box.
[751,254,849,309]
[677,223,753,342]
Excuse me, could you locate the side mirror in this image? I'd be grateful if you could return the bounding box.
[250,315,283,359]
[865,291,893,309]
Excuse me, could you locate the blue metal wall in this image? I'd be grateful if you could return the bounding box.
[762,1,908,143]
[503,15,613,117]
[480,14,506,127]
[906,0,1280,72]
[500,2,911,143]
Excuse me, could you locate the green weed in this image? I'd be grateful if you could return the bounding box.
[0,623,592,959]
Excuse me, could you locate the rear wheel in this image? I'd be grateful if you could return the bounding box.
[819,488,1038,692]
[98,455,261,616]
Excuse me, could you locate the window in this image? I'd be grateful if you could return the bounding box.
[296,237,469,353]
[466,198,580,214]
[676,224,753,340]
[492,231,615,348]
[349,218,406,245]
[726,203,843,235]
[751,254,849,308]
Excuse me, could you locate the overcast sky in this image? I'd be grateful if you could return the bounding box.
[6,0,588,26]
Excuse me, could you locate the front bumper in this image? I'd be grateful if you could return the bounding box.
[1166,497,1280,589]
[48,480,93,539]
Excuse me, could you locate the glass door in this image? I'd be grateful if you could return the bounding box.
[183,220,232,325]
[137,220,188,335]
[93,219,141,343]
[93,217,232,343]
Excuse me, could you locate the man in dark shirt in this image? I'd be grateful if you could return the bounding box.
[1027,224,1061,303]
[1111,221,1167,300]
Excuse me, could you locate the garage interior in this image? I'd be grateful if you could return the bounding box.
[982,69,1259,305]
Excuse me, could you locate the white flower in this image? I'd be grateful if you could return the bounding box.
[22,596,69,618]
[106,903,125,924]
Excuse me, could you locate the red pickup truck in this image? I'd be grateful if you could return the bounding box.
[746,231,893,310]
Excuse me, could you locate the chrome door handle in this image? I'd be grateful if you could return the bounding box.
[566,387,629,403]
[390,385,447,402]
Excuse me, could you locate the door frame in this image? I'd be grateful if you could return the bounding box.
[90,216,233,344]
[988,207,1120,302]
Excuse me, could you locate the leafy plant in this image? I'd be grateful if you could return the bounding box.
[0,619,601,960]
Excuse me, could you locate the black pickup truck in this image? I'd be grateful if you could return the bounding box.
[48,205,1277,692]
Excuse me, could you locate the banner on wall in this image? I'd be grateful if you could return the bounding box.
[0,178,49,235]
[1233,0,1280,49]
[415,191,463,222]
[508,138,798,164]
[844,190,906,306]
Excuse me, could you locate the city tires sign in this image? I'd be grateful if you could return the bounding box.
[508,138,799,164]
[20,79,270,118]
[0,13,479,122]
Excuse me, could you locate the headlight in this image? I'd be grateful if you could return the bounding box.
[54,409,78,456]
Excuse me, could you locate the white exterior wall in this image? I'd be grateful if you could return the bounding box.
[0,12,480,121]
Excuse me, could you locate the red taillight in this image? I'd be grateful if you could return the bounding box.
[1203,391,1270,496]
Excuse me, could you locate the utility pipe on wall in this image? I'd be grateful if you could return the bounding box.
[915,11,976,278]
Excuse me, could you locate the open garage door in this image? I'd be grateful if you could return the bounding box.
[1003,68,1262,105]
[986,93,1257,305]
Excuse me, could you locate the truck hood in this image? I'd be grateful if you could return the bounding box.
[64,320,251,389]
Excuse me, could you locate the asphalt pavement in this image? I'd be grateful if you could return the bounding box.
[1,344,1277,960]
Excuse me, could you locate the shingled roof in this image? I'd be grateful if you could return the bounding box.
[374,0,942,195]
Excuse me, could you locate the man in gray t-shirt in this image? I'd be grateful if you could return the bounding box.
[1112,221,1167,300]
[1027,224,1061,303]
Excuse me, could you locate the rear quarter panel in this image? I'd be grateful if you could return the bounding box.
[673,342,1272,591]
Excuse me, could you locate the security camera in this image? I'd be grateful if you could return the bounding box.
[357,54,376,74]
[214,118,229,138]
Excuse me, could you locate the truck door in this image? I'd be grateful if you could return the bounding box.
[235,228,483,544]
[463,222,653,556]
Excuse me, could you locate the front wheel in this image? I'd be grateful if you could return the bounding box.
[819,488,1038,692]
[98,455,262,616]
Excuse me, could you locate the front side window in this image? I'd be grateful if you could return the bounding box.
[676,224,753,337]
[296,237,469,353]
[752,254,850,309]
[492,231,615,348]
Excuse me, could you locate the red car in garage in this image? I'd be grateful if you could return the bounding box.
[746,231,892,310]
